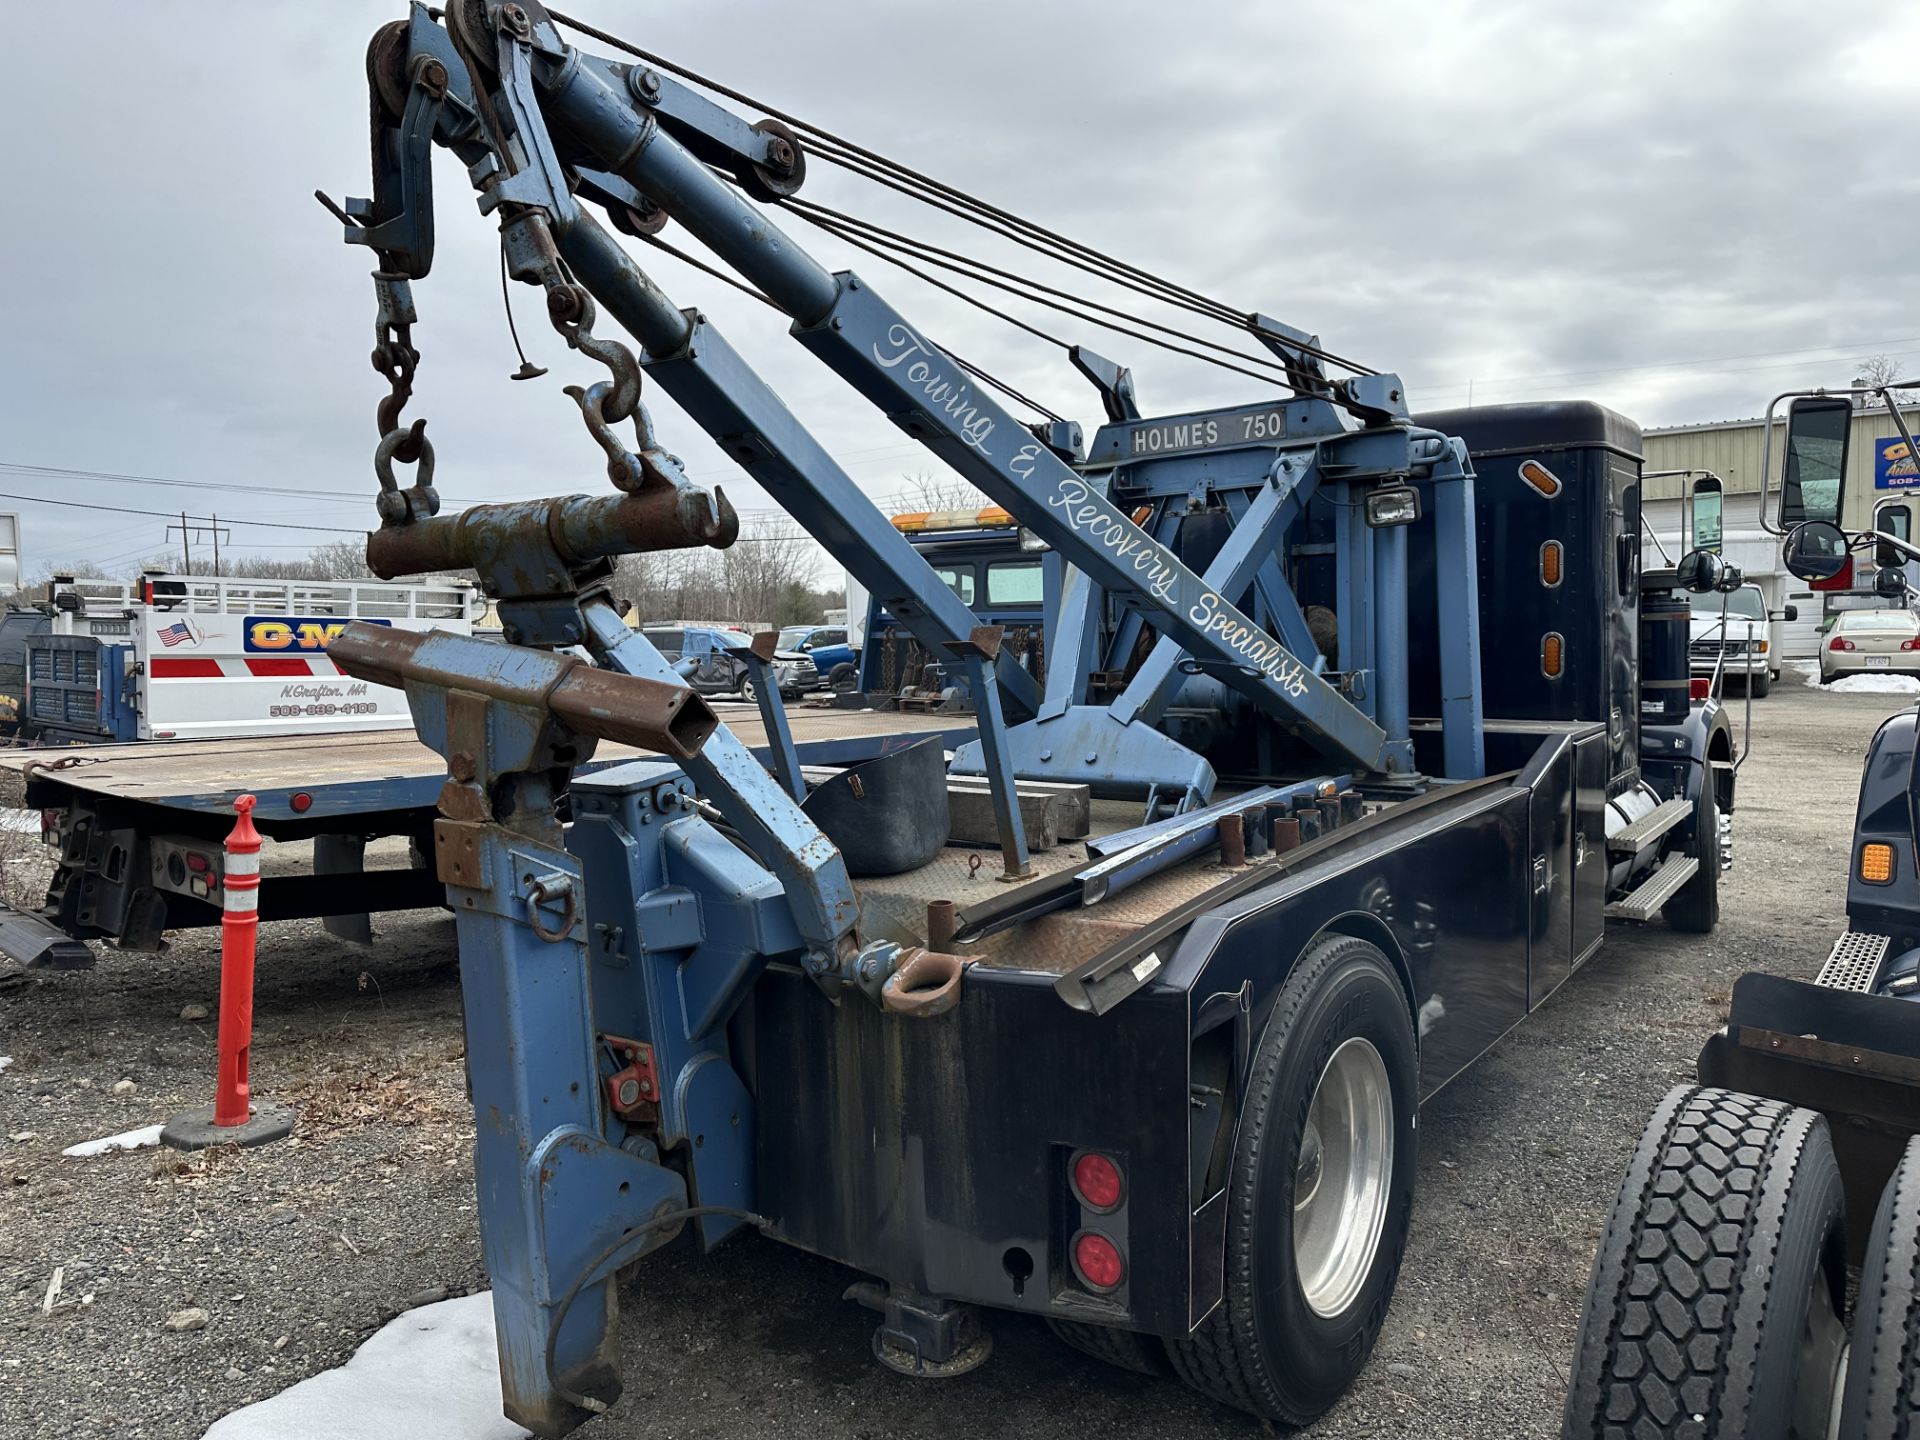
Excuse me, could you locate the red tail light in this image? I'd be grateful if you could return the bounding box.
[1070,1151,1124,1212]
[1071,1231,1126,1292]
[1689,677,1711,702]
[1902,639,1920,652]
[1830,637,1856,651]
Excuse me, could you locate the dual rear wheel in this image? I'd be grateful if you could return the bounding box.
[1563,1086,1863,1440]
[1838,1136,1920,1439]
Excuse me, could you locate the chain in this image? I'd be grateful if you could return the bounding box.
[368,271,439,525]
[543,282,691,495]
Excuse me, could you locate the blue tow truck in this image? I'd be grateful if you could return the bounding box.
[4,8,1749,1435]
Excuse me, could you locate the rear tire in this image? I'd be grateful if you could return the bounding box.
[1838,1136,1920,1439]
[1561,1087,1848,1440]
[1047,1318,1172,1376]
[1750,669,1772,698]
[1664,780,1721,934]
[828,662,859,695]
[1166,933,1417,1426]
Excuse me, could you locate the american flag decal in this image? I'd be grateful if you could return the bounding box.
[157,622,193,648]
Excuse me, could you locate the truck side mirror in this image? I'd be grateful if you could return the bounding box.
[1714,563,1745,593]
[1779,395,1852,528]
[1779,604,1799,623]
[1690,477,1723,553]
[1875,565,1908,599]
[1783,520,1850,582]
[1675,548,1724,594]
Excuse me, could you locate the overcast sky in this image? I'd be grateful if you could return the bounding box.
[4,0,1917,583]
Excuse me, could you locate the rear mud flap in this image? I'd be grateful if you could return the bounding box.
[1699,971,1920,1261]
[315,834,373,945]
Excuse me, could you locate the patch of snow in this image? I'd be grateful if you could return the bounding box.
[204,1293,528,1440]
[1797,660,1920,693]
[61,1123,164,1158]
[0,1057,11,1073]
[1825,674,1920,695]
[0,808,39,834]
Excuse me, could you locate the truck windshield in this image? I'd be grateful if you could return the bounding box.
[1689,589,1765,621]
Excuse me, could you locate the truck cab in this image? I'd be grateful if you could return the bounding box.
[1688,580,1781,695]
[23,573,482,745]
[857,512,1051,700]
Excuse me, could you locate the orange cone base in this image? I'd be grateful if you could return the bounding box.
[160,1100,294,1152]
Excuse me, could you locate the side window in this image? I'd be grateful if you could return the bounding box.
[934,567,976,605]
[643,629,685,654]
[818,629,846,646]
[986,560,1045,606]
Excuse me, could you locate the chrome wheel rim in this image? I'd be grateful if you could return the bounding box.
[1293,1036,1393,1319]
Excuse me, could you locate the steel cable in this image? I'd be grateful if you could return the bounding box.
[779,195,1304,389]
[543,8,1377,377]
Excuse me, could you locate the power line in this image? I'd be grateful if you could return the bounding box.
[0,461,368,505]
[0,491,364,535]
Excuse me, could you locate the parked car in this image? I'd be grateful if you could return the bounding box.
[775,624,859,693]
[1819,606,1920,682]
[1688,581,1786,696]
[640,625,817,700]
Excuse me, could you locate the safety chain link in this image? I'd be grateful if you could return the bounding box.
[544,282,687,494]
[368,271,439,525]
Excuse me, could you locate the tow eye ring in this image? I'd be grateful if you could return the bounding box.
[882,948,964,1019]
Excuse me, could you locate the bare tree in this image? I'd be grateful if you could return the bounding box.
[34,538,381,585]
[1854,354,1917,409]
[895,471,985,514]
[611,526,824,630]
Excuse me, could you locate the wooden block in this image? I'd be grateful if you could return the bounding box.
[946,785,1061,851]
[947,776,1091,837]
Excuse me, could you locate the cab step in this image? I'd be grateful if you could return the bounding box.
[1607,797,1692,854]
[1813,930,1890,993]
[1604,854,1699,922]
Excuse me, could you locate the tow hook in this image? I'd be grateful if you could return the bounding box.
[804,940,965,1017]
[882,948,964,1019]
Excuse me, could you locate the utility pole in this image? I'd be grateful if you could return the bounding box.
[181,511,191,574]
[211,513,221,576]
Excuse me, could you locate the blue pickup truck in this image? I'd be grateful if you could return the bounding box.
[775,624,858,693]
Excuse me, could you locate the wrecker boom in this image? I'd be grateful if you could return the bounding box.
[321,3,1492,1430]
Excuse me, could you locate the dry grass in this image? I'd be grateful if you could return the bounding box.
[283,1068,454,1138]
[0,820,54,912]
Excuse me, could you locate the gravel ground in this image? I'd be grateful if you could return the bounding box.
[0,671,1900,1439]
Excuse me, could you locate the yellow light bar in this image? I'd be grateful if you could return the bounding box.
[1542,631,1565,678]
[1519,460,1563,498]
[1540,540,1563,588]
[889,506,1016,533]
[1860,842,1896,884]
